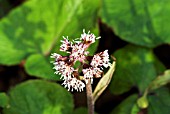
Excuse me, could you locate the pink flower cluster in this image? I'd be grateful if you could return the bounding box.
[51,30,111,92]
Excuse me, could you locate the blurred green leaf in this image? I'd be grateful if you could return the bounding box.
[0,92,9,108]
[111,94,138,114]
[0,0,56,65]
[3,80,73,114]
[111,88,170,114]
[101,0,170,47]
[24,54,59,80]
[131,104,140,114]
[0,0,99,79]
[136,69,170,109]
[148,87,170,114]
[109,45,165,95]
[93,60,116,102]
[148,69,170,91]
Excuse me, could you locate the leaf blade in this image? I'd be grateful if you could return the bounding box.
[93,60,116,102]
[3,80,74,114]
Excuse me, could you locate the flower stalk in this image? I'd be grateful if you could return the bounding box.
[86,79,94,114]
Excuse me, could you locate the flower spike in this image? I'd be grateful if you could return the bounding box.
[51,29,111,92]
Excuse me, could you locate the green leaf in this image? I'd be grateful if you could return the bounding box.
[0,0,99,64]
[0,92,9,108]
[93,60,116,102]
[3,80,74,114]
[148,69,170,91]
[111,94,138,114]
[0,0,99,80]
[101,0,170,47]
[137,69,170,109]
[148,87,170,114]
[24,54,60,80]
[131,104,140,114]
[109,45,165,95]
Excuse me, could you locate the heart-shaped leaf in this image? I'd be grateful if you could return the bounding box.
[101,0,170,47]
[3,80,74,114]
[109,45,165,95]
[24,54,59,80]
[0,0,100,80]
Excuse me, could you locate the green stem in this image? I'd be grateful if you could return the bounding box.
[86,79,94,114]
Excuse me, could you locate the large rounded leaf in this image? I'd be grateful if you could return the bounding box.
[24,54,60,80]
[101,0,170,47]
[109,45,165,95]
[0,0,100,65]
[3,80,73,114]
[0,0,100,80]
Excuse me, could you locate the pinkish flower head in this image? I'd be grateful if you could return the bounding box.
[60,36,72,53]
[82,67,103,84]
[51,30,111,92]
[70,43,89,62]
[51,54,74,80]
[82,67,94,84]
[80,29,100,45]
[91,50,111,68]
[62,77,85,92]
